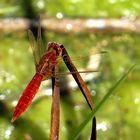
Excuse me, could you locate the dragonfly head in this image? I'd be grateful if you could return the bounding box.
[47,42,62,57]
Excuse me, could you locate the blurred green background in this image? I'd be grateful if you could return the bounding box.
[0,0,140,140]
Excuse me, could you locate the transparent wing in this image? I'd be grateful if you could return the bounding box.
[28,30,39,70]
[37,25,44,58]
[28,26,45,71]
[56,49,107,71]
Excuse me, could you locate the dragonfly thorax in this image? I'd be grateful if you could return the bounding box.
[37,49,57,79]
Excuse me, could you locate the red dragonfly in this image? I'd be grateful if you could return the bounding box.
[11,27,97,140]
[11,39,63,122]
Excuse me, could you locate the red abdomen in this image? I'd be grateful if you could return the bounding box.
[11,73,43,122]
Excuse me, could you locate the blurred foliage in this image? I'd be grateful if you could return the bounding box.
[0,0,140,18]
[0,0,140,140]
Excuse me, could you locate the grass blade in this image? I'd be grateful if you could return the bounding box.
[69,64,136,140]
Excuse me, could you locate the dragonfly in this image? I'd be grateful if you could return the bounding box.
[11,27,97,140]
